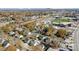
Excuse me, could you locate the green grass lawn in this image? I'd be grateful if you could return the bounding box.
[53,18,70,24]
[54,19,70,22]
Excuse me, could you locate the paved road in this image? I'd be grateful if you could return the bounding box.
[73,26,79,51]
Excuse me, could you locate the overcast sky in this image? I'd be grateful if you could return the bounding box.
[0,0,78,8]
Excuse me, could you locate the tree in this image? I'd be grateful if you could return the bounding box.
[23,20,36,31]
[41,24,55,36]
[1,24,15,33]
[55,29,68,38]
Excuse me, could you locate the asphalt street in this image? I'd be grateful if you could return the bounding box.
[73,25,79,51]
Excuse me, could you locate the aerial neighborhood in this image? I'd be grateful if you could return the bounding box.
[0,8,79,51]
